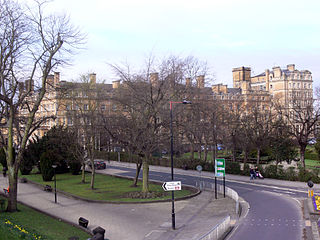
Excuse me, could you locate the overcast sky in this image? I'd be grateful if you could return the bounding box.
[25,0,320,87]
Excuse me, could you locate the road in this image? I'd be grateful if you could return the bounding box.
[105,164,306,240]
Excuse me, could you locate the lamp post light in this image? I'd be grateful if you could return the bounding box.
[169,100,191,230]
[52,165,57,203]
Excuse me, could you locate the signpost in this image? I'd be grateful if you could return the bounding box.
[196,165,202,189]
[215,158,225,177]
[162,181,182,191]
[215,158,226,199]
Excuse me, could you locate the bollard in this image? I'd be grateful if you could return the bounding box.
[309,189,314,197]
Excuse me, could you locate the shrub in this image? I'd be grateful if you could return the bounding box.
[40,151,55,181]
[297,167,320,183]
[0,148,7,168]
[263,165,278,179]
[69,161,81,175]
[242,163,250,176]
[283,166,298,181]
[19,150,34,175]
[226,161,241,175]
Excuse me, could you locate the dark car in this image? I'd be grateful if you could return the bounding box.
[87,160,106,170]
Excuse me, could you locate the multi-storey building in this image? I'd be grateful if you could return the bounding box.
[11,64,313,146]
[19,73,122,142]
[212,64,313,114]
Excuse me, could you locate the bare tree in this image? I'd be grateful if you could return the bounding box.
[59,73,107,189]
[241,103,274,165]
[110,64,168,193]
[275,95,320,169]
[0,0,85,212]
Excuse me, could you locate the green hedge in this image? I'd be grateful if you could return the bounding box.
[260,164,320,183]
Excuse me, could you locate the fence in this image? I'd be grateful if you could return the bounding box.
[198,215,231,240]
[195,181,240,240]
[195,181,239,215]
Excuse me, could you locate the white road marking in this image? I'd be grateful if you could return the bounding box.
[145,230,166,238]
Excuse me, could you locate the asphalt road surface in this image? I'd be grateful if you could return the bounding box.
[106,165,304,240]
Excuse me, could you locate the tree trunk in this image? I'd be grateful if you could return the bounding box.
[213,143,217,162]
[232,145,236,162]
[244,149,248,165]
[7,166,18,212]
[6,110,18,212]
[90,158,95,189]
[256,147,261,165]
[132,162,142,187]
[81,162,86,183]
[142,159,149,193]
[190,144,195,160]
[300,145,306,169]
[204,146,208,162]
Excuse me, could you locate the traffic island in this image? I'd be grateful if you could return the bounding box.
[306,198,320,240]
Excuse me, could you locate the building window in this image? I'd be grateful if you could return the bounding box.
[101,104,106,111]
[84,104,88,111]
[67,117,73,126]
[270,85,273,89]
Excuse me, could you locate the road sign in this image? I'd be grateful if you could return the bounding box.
[196,165,202,172]
[162,181,181,191]
[215,158,225,177]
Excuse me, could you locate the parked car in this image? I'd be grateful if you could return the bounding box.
[308,138,317,145]
[86,160,106,170]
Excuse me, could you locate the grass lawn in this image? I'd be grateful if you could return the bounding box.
[22,172,192,202]
[0,196,91,240]
[305,159,320,169]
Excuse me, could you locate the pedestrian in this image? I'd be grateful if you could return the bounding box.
[2,166,7,177]
[250,167,256,180]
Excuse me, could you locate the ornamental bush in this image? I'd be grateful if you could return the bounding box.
[40,150,55,181]
[69,161,81,175]
[0,148,7,169]
[226,161,241,175]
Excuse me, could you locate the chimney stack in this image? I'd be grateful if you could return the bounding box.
[112,80,120,89]
[196,75,205,88]
[25,79,34,92]
[265,69,270,92]
[150,73,159,86]
[287,64,295,72]
[89,73,96,84]
[272,66,282,78]
[185,77,192,87]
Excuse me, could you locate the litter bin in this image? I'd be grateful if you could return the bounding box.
[78,217,89,228]
[93,227,105,239]
[91,233,103,240]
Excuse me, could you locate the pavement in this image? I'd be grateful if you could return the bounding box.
[0,162,237,240]
[0,161,319,240]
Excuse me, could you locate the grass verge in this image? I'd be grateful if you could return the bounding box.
[0,196,91,240]
[22,172,193,202]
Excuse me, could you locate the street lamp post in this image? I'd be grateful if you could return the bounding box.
[52,165,57,203]
[170,100,191,230]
